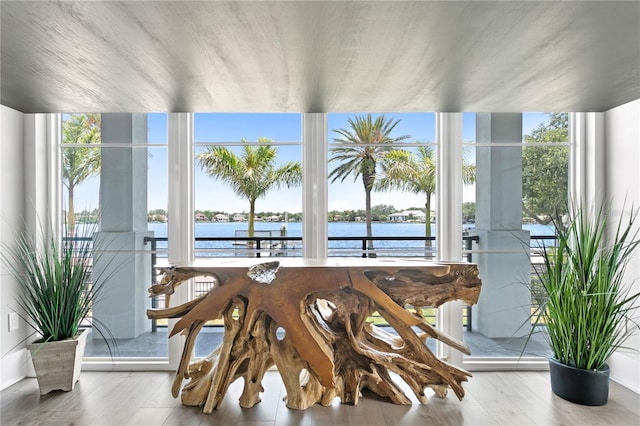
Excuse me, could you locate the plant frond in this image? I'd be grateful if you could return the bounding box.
[196,139,302,218]
[529,201,640,370]
[2,218,117,348]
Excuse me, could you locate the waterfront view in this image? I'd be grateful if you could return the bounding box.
[63,111,566,365]
[146,221,555,259]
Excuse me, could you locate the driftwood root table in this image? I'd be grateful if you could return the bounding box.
[147,259,482,413]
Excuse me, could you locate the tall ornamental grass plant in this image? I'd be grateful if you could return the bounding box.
[536,204,640,371]
[3,222,114,346]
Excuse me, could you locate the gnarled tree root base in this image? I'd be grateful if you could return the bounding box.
[147,261,482,413]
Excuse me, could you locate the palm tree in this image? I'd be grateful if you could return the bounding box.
[62,113,101,235]
[197,138,302,240]
[377,145,475,248]
[329,114,410,253]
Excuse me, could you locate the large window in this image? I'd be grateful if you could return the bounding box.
[55,112,572,369]
[191,114,302,357]
[61,113,168,360]
[193,113,303,260]
[327,113,438,258]
[462,112,569,362]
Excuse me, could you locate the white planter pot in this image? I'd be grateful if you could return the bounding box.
[27,328,88,395]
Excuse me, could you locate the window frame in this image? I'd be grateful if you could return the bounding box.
[46,111,588,371]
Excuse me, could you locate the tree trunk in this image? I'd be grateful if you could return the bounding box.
[248,199,256,255]
[68,183,75,236]
[365,188,374,253]
[425,195,432,250]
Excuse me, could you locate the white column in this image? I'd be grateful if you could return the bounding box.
[93,113,152,339]
[473,113,530,338]
[436,112,464,364]
[302,113,328,260]
[100,114,149,231]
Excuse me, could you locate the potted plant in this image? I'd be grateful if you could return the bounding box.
[2,222,114,395]
[531,203,640,406]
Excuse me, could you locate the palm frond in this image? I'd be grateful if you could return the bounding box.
[196,138,302,237]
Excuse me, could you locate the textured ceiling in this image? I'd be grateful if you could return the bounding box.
[1,1,639,113]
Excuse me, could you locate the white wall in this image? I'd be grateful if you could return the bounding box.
[0,105,27,390]
[605,98,640,393]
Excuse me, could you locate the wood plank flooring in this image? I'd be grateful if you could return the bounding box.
[1,371,638,425]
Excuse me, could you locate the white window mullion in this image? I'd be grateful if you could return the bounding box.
[436,112,463,261]
[167,113,194,266]
[167,112,194,369]
[23,114,60,239]
[46,114,62,238]
[302,113,328,260]
[570,112,604,210]
[570,112,586,207]
[436,112,464,366]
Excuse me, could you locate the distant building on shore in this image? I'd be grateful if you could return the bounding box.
[388,210,426,223]
[215,213,230,222]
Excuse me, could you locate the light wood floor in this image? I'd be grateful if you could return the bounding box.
[2,371,639,425]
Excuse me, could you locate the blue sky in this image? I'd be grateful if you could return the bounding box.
[70,112,550,214]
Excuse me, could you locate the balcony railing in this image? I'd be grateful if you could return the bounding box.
[145,235,483,331]
[68,234,556,333]
[143,235,480,260]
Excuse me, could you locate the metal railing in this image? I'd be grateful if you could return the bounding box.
[70,233,556,333]
[143,235,480,260]
[144,235,481,331]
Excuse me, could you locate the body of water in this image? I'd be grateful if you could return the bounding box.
[146,221,555,258]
